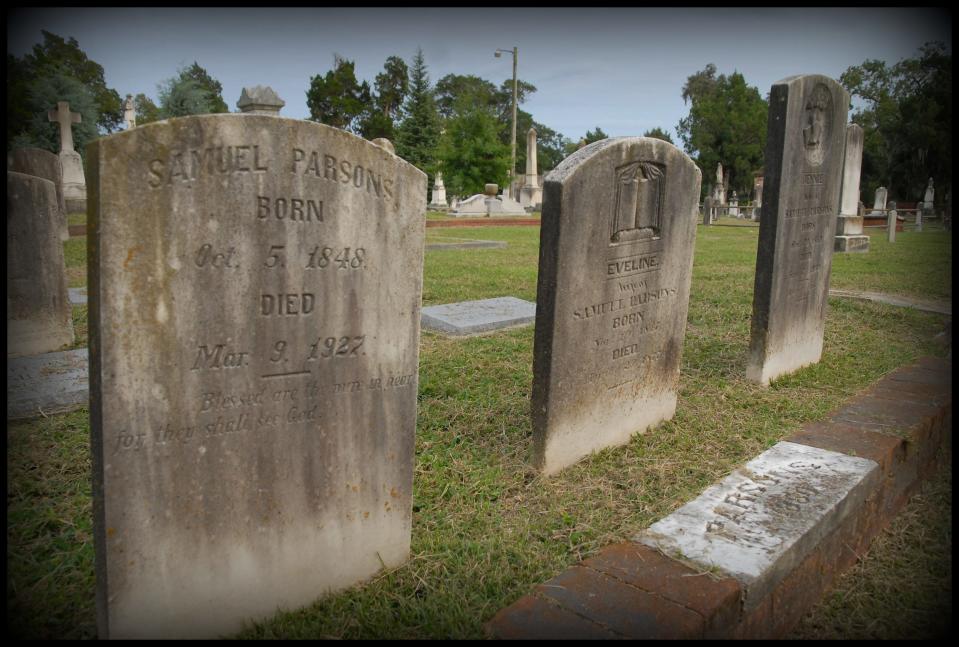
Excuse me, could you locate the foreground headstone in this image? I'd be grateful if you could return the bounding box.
[8,147,69,241]
[636,441,878,611]
[834,124,869,252]
[88,115,426,638]
[7,171,75,357]
[746,75,849,385]
[421,296,535,335]
[532,137,701,474]
[48,101,87,212]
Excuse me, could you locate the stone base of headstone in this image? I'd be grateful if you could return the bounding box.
[519,184,542,209]
[834,214,864,236]
[421,296,536,336]
[833,235,870,253]
[7,347,88,419]
[59,150,86,200]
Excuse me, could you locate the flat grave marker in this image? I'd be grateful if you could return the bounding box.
[421,296,535,336]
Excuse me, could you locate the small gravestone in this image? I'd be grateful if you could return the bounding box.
[703,195,714,225]
[746,75,849,385]
[868,186,887,217]
[834,124,869,252]
[7,171,75,358]
[8,147,69,241]
[47,101,87,212]
[532,137,701,474]
[421,296,535,335]
[887,201,897,242]
[88,115,426,638]
[636,441,878,610]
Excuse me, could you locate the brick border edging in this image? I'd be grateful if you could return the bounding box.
[486,356,952,639]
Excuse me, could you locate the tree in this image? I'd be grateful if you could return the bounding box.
[180,61,229,113]
[676,65,767,198]
[643,127,674,144]
[841,41,951,205]
[306,54,372,133]
[9,72,99,155]
[134,93,162,126]
[157,74,217,118]
[435,74,499,119]
[7,30,121,147]
[395,48,442,183]
[435,96,511,198]
[358,55,409,140]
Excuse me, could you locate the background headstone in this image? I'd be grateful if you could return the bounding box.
[834,124,869,252]
[8,147,69,241]
[532,137,701,474]
[703,195,714,225]
[429,171,448,209]
[122,94,136,129]
[236,85,285,115]
[519,127,543,209]
[869,186,887,216]
[88,115,426,638]
[47,101,87,212]
[747,74,850,385]
[7,171,75,357]
[887,201,897,242]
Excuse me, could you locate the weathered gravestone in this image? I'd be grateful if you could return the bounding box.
[746,75,850,385]
[834,124,869,252]
[703,195,714,225]
[7,171,75,358]
[48,101,87,212]
[8,147,69,241]
[532,137,701,474]
[87,114,426,638]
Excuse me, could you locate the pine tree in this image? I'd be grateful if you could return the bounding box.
[395,48,442,183]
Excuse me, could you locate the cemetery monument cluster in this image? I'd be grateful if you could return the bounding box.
[8,70,868,637]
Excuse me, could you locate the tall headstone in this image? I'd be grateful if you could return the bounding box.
[887,201,897,242]
[869,186,887,216]
[923,177,934,212]
[47,101,87,212]
[122,94,136,130]
[519,127,543,208]
[236,85,285,115]
[747,74,849,385]
[752,174,764,221]
[729,190,739,218]
[834,124,869,252]
[87,115,427,638]
[429,171,448,209]
[8,147,69,241]
[532,137,701,474]
[7,172,75,357]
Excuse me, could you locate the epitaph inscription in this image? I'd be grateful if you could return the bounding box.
[747,75,849,385]
[88,115,426,638]
[532,138,700,474]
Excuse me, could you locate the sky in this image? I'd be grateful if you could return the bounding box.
[7,7,953,144]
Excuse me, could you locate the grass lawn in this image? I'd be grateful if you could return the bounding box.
[8,223,951,639]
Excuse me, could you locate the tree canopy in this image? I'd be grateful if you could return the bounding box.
[435,96,511,198]
[306,54,372,133]
[841,41,951,206]
[395,48,443,184]
[676,65,767,197]
[358,55,409,140]
[643,127,674,145]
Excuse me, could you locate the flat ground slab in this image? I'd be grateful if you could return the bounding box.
[425,236,507,251]
[635,441,878,610]
[828,289,951,315]
[7,348,89,419]
[421,297,536,336]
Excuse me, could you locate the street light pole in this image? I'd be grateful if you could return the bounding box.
[496,47,518,201]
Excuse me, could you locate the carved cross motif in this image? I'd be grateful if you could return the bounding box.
[47,101,82,153]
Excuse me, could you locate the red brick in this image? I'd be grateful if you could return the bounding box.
[786,420,905,472]
[730,593,773,639]
[864,382,952,408]
[581,542,742,635]
[771,546,826,637]
[485,594,620,639]
[535,565,704,639]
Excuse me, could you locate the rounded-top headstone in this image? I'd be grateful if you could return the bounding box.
[746,74,850,385]
[532,136,701,474]
[7,171,74,357]
[86,114,426,638]
[8,147,69,241]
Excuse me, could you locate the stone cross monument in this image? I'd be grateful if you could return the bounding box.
[47,101,87,211]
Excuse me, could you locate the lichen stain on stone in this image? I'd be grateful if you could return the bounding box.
[123,245,143,270]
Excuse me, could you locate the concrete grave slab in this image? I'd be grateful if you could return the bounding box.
[69,287,88,305]
[636,441,879,610]
[421,297,536,336]
[7,348,89,419]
